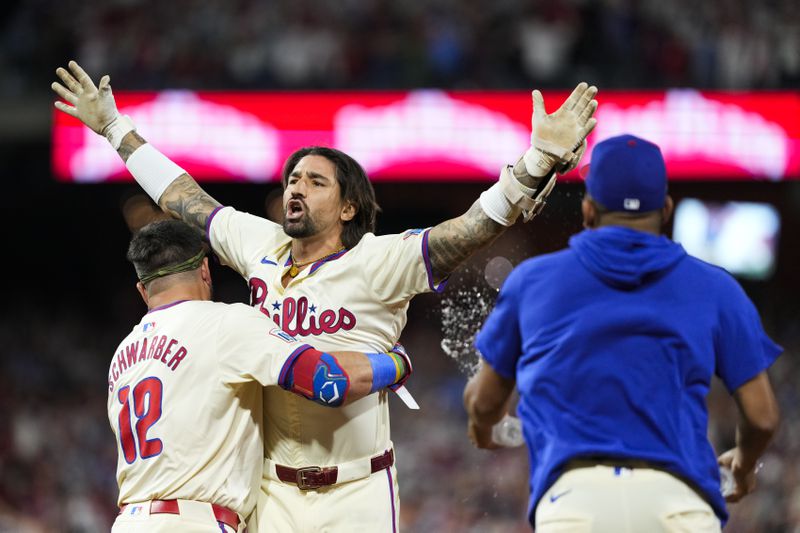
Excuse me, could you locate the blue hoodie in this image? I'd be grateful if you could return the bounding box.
[475,226,782,526]
[570,226,685,289]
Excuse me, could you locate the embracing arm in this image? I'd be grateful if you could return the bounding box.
[281,345,412,407]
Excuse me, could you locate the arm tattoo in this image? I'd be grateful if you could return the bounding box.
[117,131,147,162]
[427,200,505,280]
[159,175,222,232]
[116,132,221,232]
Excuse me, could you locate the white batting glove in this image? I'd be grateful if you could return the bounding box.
[51,60,135,149]
[556,139,588,175]
[523,83,598,177]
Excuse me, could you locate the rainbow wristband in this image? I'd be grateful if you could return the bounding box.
[367,352,406,393]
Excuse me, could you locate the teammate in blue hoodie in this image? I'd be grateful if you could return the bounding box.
[463,134,781,532]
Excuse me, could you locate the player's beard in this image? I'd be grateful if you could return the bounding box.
[283,209,319,238]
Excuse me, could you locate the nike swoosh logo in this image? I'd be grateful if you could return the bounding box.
[549,489,571,503]
[261,257,277,265]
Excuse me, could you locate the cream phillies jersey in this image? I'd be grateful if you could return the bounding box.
[107,299,309,517]
[208,206,445,467]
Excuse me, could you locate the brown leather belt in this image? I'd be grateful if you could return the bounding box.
[275,449,394,490]
[119,499,240,530]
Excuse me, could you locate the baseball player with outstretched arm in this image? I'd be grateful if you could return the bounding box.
[53,60,598,532]
[111,219,412,532]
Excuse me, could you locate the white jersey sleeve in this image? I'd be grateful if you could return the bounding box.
[207,206,286,277]
[358,228,447,307]
[216,303,310,387]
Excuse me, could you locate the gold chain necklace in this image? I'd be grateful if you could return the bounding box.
[287,247,345,278]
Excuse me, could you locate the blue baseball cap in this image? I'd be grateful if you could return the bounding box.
[584,134,667,212]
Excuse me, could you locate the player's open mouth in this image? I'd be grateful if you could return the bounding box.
[285,200,306,222]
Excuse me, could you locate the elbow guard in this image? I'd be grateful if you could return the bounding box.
[278,347,350,407]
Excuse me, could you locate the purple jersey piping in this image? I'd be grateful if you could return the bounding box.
[422,229,448,293]
[386,467,397,533]
[146,300,190,314]
[308,248,349,275]
[205,206,225,241]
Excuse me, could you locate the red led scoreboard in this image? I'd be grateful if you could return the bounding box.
[52,90,800,182]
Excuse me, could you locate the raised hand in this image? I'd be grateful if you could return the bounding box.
[52,61,119,134]
[524,82,598,177]
[51,60,135,149]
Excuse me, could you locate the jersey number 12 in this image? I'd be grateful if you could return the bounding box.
[117,376,164,463]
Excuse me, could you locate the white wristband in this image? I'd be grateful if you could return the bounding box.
[103,114,136,150]
[126,144,187,203]
[479,179,521,227]
[480,165,555,225]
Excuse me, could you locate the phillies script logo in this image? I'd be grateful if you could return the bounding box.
[249,277,356,336]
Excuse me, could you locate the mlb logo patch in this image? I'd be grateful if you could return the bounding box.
[403,229,424,240]
[143,322,157,332]
[129,505,143,516]
[269,328,297,344]
[623,198,641,211]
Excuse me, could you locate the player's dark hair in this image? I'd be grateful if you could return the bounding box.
[282,146,379,248]
[127,220,206,285]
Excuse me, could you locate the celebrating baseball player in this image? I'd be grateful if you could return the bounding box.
[110,219,412,532]
[463,135,782,531]
[53,60,597,532]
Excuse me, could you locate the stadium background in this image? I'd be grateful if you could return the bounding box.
[1,0,798,531]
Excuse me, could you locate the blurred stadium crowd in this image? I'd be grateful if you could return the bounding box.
[3,0,799,96]
[2,0,799,531]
